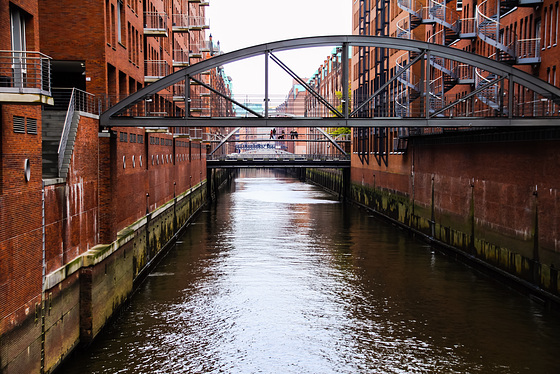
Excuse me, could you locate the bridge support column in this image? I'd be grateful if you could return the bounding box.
[299,168,306,182]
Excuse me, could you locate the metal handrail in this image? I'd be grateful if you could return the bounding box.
[517,38,541,59]
[461,17,476,34]
[428,0,461,33]
[209,153,350,162]
[144,12,168,30]
[145,60,170,78]
[0,50,51,93]
[476,0,517,58]
[187,15,210,29]
[57,88,96,176]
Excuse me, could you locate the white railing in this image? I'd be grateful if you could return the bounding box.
[209,153,350,162]
[397,0,425,19]
[144,12,168,30]
[172,13,188,29]
[173,49,189,65]
[0,50,51,94]
[396,17,412,39]
[144,60,170,78]
[474,67,500,108]
[428,0,461,33]
[455,64,473,81]
[517,38,541,60]
[476,0,516,58]
[461,17,476,35]
[187,15,210,29]
[58,88,96,176]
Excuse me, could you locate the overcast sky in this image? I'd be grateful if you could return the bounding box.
[206,0,352,103]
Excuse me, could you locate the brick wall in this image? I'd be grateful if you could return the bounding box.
[0,103,43,333]
[350,136,560,287]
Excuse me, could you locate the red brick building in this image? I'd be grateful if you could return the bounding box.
[0,0,228,372]
[347,0,560,303]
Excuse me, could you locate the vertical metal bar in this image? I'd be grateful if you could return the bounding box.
[185,74,190,118]
[265,51,269,118]
[508,75,514,118]
[342,43,349,118]
[425,50,431,119]
[499,77,505,116]
[420,51,425,118]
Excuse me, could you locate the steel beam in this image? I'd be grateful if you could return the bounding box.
[100,35,560,127]
[104,116,560,128]
[208,127,241,156]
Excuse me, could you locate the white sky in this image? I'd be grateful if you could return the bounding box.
[206,0,352,103]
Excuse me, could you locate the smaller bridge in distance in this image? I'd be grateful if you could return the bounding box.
[206,153,351,169]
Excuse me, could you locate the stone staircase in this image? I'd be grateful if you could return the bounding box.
[42,110,78,179]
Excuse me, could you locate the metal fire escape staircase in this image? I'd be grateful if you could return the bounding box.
[396,0,463,117]
[476,0,517,65]
[474,0,542,113]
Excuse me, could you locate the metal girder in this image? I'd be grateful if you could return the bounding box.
[430,76,506,118]
[269,52,342,118]
[315,127,348,155]
[190,76,262,118]
[105,116,560,127]
[100,35,560,127]
[208,127,241,156]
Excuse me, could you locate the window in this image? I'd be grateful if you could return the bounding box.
[117,0,123,44]
[456,0,463,11]
[10,7,27,88]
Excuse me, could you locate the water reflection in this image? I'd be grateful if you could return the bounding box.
[60,170,560,374]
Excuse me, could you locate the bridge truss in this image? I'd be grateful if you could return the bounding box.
[100,35,560,129]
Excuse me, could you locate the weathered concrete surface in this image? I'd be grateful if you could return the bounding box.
[308,135,560,306]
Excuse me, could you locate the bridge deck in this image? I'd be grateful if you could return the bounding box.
[206,154,351,169]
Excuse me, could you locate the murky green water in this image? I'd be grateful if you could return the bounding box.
[61,170,560,373]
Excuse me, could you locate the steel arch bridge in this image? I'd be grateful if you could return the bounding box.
[100,35,560,129]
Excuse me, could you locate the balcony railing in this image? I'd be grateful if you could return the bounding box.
[172,13,189,32]
[173,49,190,67]
[517,38,541,64]
[58,88,96,177]
[188,42,207,58]
[0,51,52,100]
[144,12,168,36]
[145,60,170,82]
[187,15,210,30]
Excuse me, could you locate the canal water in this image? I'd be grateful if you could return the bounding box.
[61,170,560,373]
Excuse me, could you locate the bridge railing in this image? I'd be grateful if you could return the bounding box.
[208,153,351,162]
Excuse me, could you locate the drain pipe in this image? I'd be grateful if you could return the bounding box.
[40,180,46,374]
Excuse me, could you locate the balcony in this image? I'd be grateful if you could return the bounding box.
[172,13,189,32]
[189,97,210,116]
[516,38,541,64]
[173,49,190,67]
[144,12,168,36]
[145,60,170,82]
[188,42,205,58]
[0,51,53,104]
[188,15,210,30]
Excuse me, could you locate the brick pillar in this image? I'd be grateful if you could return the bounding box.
[98,130,116,243]
[79,267,93,344]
